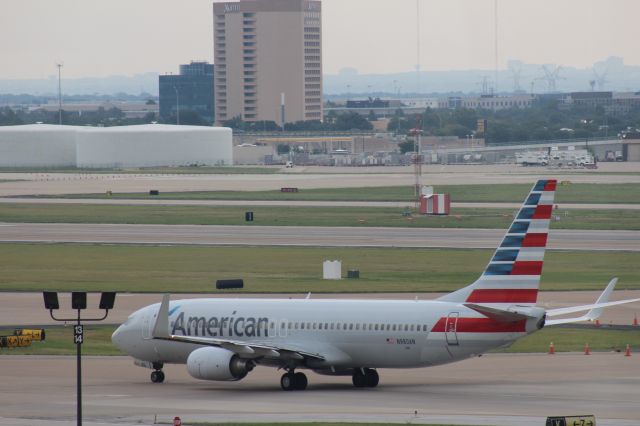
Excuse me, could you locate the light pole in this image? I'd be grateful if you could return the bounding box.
[56,62,63,125]
[173,85,180,125]
[43,291,116,426]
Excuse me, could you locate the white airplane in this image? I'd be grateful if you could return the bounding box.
[112,179,640,391]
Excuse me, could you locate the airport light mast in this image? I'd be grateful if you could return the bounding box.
[43,292,116,426]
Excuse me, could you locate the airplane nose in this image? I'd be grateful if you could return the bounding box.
[111,325,124,350]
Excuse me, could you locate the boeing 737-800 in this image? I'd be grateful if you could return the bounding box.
[111,180,640,391]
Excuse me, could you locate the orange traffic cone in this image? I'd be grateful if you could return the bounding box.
[548,342,555,354]
[633,314,638,327]
[624,344,632,357]
[594,319,601,328]
[584,343,591,355]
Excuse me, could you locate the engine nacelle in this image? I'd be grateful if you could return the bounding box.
[186,347,254,381]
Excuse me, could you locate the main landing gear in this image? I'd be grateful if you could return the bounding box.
[352,368,379,388]
[150,362,165,383]
[280,370,308,391]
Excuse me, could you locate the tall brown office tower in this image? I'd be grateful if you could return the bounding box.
[213,0,322,126]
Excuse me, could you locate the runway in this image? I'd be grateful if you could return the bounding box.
[0,354,638,426]
[1,162,640,197]
[2,196,639,210]
[1,222,638,251]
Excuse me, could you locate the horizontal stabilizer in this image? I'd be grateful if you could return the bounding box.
[464,303,534,322]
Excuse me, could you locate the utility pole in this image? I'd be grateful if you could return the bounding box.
[494,0,498,97]
[416,0,421,94]
[57,63,63,125]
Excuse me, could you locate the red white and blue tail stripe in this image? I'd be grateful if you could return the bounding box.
[438,179,557,306]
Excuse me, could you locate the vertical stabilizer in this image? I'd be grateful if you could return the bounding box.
[438,180,557,305]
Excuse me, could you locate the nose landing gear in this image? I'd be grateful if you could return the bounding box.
[150,362,165,383]
[280,370,308,391]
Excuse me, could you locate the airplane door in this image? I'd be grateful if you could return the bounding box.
[142,310,153,340]
[445,312,459,346]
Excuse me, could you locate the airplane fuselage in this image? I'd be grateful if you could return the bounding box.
[112,297,540,371]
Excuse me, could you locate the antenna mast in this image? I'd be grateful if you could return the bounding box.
[416,0,421,94]
[494,0,498,95]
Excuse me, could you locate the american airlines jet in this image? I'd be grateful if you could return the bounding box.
[111,180,639,391]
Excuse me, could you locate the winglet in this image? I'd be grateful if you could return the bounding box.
[152,294,171,339]
[584,277,617,321]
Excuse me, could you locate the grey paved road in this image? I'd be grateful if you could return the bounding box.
[0,222,638,251]
[0,354,638,426]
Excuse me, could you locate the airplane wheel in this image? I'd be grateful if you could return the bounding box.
[352,370,366,388]
[280,372,295,391]
[364,368,379,388]
[151,370,165,383]
[293,372,308,390]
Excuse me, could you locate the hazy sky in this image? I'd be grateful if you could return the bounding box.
[1,0,638,79]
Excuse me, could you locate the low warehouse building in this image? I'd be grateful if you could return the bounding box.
[76,124,232,168]
[0,124,77,167]
[0,123,232,168]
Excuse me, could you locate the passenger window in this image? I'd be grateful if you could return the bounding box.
[307,322,311,329]
[301,323,305,330]
[392,324,396,331]
[313,323,317,330]
[330,323,334,330]
[349,324,353,330]
[325,322,328,329]
[337,323,341,330]
[386,324,390,331]
[404,324,408,331]
[355,324,360,330]
[410,324,414,331]
[423,324,428,331]
[374,324,379,331]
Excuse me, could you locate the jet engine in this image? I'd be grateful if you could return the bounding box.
[186,347,254,381]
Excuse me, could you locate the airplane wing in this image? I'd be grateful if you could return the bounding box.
[152,294,325,361]
[545,278,640,325]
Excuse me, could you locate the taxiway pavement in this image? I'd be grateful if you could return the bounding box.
[0,353,638,426]
[1,222,638,251]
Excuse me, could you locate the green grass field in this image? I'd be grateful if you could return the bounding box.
[502,327,640,353]
[0,203,638,230]
[2,324,637,356]
[0,243,637,293]
[33,183,640,204]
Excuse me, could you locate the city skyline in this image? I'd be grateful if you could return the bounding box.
[1,0,639,80]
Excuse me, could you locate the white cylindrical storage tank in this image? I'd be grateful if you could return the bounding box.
[0,124,77,167]
[76,124,232,168]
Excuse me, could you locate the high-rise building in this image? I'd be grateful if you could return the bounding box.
[213,0,322,126]
[159,61,215,124]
